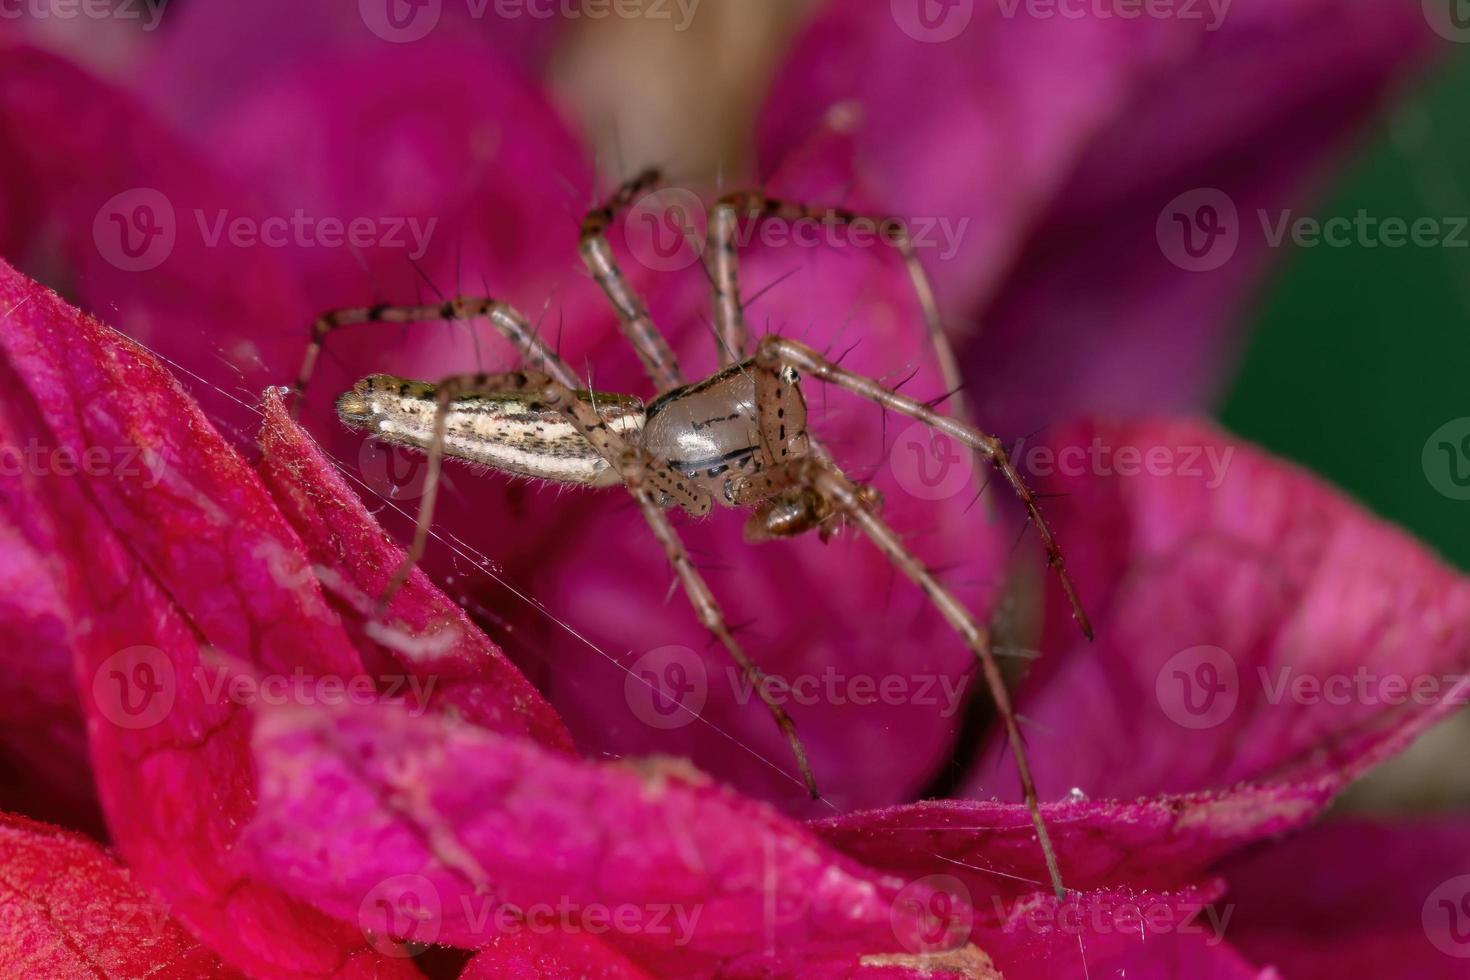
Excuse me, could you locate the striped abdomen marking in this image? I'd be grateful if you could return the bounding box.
[336,375,645,487]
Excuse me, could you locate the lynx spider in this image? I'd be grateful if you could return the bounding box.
[293,169,1092,900]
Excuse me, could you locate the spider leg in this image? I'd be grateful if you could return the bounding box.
[754,334,1092,641]
[580,168,685,391]
[385,368,819,799]
[292,297,580,416]
[706,192,966,425]
[770,454,1067,900]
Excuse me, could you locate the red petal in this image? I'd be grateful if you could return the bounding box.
[240,698,990,976]
[964,420,1470,812]
[0,813,227,978]
[459,932,651,980]
[812,786,1333,903]
[0,260,419,976]
[256,389,573,750]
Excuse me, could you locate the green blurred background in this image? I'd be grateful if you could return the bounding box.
[1222,48,1470,574]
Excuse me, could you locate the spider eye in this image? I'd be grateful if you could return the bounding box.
[779,366,800,386]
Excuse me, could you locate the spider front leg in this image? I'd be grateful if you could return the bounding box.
[706,192,966,425]
[754,335,1092,641]
[756,454,1069,901]
[292,296,580,417]
[383,368,820,800]
[580,168,684,391]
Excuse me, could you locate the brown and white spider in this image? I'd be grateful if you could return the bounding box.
[293,169,1092,899]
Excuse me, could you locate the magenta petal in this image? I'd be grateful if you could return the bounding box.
[256,389,573,750]
[0,813,227,977]
[812,786,1333,903]
[241,697,992,976]
[0,519,99,833]
[1219,817,1470,978]
[0,261,418,976]
[758,1,1434,433]
[142,0,565,128]
[0,43,313,417]
[964,419,1470,809]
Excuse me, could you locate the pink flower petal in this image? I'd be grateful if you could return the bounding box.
[757,1,1435,434]
[0,260,420,976]
[256,388,573,750]
[142,1,565,128]
[0,813,227,977]
[0,42,313,418]
[241,697,992,976]
[963,420,1470,813]
[460,932,651,980]
[812,786,1333,903]
[1219,817,1470,978]
[0,520,100,833]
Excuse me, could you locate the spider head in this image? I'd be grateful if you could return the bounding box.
[743,481,882,543]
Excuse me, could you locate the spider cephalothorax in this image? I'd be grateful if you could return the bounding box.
[300,168,1091,900]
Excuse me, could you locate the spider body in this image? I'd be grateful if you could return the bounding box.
[299,169,1091,900]
[336,357,862,542]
